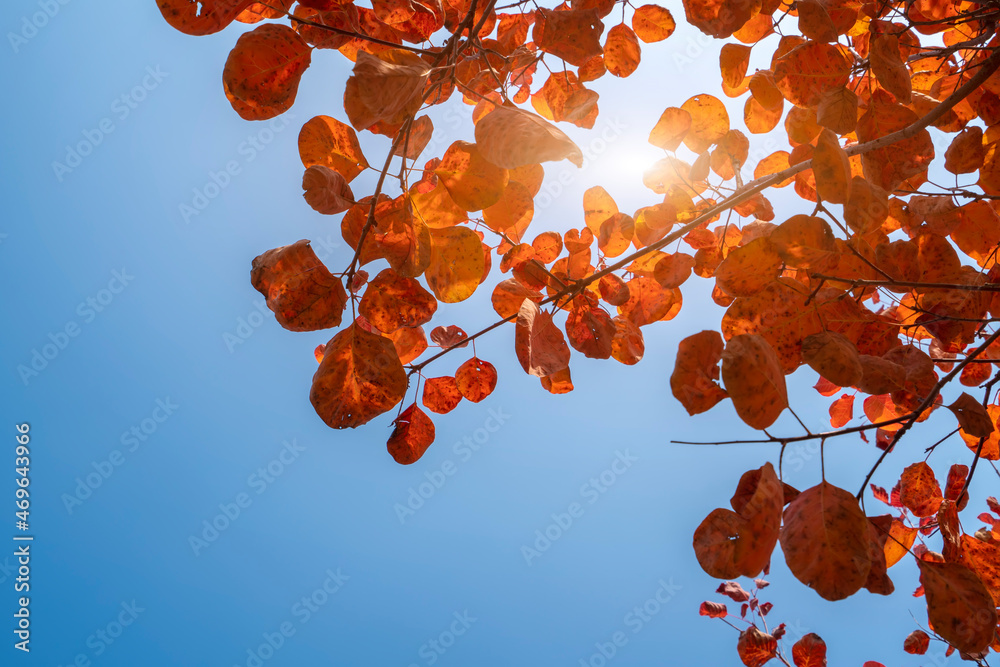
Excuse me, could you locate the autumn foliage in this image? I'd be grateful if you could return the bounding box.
[159,0,1000,661]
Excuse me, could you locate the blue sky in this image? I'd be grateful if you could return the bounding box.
[0,2,985,666]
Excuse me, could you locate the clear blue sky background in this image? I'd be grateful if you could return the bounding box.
[0,2,986,666]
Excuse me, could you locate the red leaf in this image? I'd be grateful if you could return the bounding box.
[699,601,728,618]
[717,581,751,602]
[791,633,826,667]
[387,404,435,464]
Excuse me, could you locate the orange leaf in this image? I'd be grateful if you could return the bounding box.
[829,393,854,427]
[864,514,895,595]
[958,404,1000,460]
[773,41,850,107]
[801,331,863,387]
[671,330,728,415]
[632,4,676,42]
[566,303,616,360]
[611,315,644,364]
[532,231,563,263]
[223,24,311,120]
[298,115,369,182]
[583,186,619,233]
[604,24,641,77]
[649,107,691,151]
[310,323,407,429]
[455,357,498,402]
[532,7,605,66]
[856,98,934,192]
[768,214,836,270]
[721,334,788,430]
[903,630,930,655]
[387,404,435,464]
[358,268,437,333]
[681,94,730,153]
[796,0,837,41]
[961,534,1000,606]
[516,300,572,377]
[948,392,995,438]
[426,226,486,303]
[720,43,751,89]
[791,633,827,667]
[475,105,583,168]
[492,278,544,319]
[435,141,509,211]
[816,85,858,134]
[780,481,872,600]
[302,165,354,214]
[345,50,430,130]
[388,325,427,364]
[682,0,755,38]
[917,559,997,653]
[618,276,677,326]
[540,366,574,394]
[600,274,632,305]
[250,240,347,332]
[714,238,782,297]
[693,463,783,579]
[899,462,943,517]
[157,0,254,35]
[885,519,917,567]
[699,601,728,618]
[409,181,469,228]
[944,126,985,175]
[738,626,777,667]
[429,325,469,349]
[422,376,463,415]
[870,34,911,103]
[812,129,851,204]
[392,114,434,160]
[598,213,635,258]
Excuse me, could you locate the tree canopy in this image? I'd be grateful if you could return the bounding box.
[158,0,1000,662]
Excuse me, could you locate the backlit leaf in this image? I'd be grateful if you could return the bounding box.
[435,141,509,211]
[426,226,486,303]
[780,481,872,600]
[250,240,347,332]
[310,323,408,429]
[358,268,437,333]
[917,559,997,653]
[223,24,311,120]
[456,357,498,402]
[387,404,435,464]
[722,334,788,430]
[475,105,583,168]
[671,330,728,415]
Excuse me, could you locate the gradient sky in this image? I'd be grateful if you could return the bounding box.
[0,2,987,666]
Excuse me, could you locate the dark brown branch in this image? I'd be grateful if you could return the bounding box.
[810,275,1000,292]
